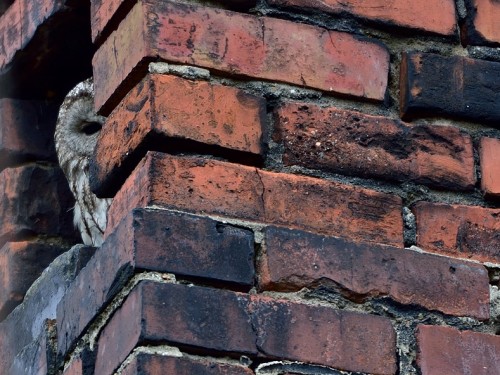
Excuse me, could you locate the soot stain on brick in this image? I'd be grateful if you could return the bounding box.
[125,93,148,113]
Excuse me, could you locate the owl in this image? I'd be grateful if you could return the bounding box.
[54,78,112,247]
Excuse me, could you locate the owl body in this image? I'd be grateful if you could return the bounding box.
[54,78,111,247]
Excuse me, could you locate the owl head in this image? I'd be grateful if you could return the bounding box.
[54,78,106,162]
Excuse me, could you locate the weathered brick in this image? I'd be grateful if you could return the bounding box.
[9,319,56,375]
[0,0,66,70]
[93,0,390,114]
[57,208,255,357]
[91,0,257,43]
[260,226,489,320]
[463,0,500,45]
[414,202,500,263]
[0,165,77,246]
[95,281,257,375]
[90,73,265,196]
[268,0,456,35]
[0,245,94,373]
[107,152,403,247]
[417,325,500,374]
[96,280,397,375]
[400,52,500,124]
[275,102,475,190]
[480,137,500,199]
[0,241,68,320]
[0,99,58,170]
[62,356,83,375]
[251,295,397,375]
[121,353,254,375]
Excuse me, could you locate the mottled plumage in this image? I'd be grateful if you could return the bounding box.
[54,78,111,246]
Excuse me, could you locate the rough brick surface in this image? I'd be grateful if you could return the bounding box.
[417,325,500,374]
[62,356,83,375]
[260,227,489,319]
[91,73,265,196]
[252,295,397,374]
[0,241,68,320]
[275,102,475,190]
[463,0,500,45]
[57,208,255,357]
[0,99,57,170]
[93,0,390,114]
[268,0,457,35]
[9,319,56,375]
[95,281,257,375]
[480,137,500,198]
[0,0,67,70]
[121,353,253,375]
[0,245,94,374]
[400,52,500,124]
[0,165,77,245]
[414,202,500,263]
[107,152,403,247]
[91,0,257,43]
[96,280,397,375]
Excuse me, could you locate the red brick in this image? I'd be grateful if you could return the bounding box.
[91,0,257,43]
[96,280,396,375]
[400,52,500,124]
[260,226,490,320]
[480,137,500,198]
[0,99,57,169]
[106,152,403,247]
[275,102,475,190]
[414,202,500,263]
[463,0,500,45]
[95,281,257,375]
[57,208,255,357]
[90,73,265,196]
[0,241,68,320]
[0,0,65,69]
[417,325,500,374]
[0,165,77,246]
[268,0,456,35]
[251,295,397,374]
[92,0,390,114]
[121,352,253,375]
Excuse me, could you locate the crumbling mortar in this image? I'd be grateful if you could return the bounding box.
[60,272,176,373]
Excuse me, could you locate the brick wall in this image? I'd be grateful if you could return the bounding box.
[1,0,500,374]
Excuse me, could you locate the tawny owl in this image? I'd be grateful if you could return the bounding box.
[54,78,112,247]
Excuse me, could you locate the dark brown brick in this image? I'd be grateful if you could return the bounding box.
[268,0,457,35]
[0,241,68,320]
[92,0,389,114]
[260,226,490,320]
[121,353,253,375]
[0,165,77,246]
[0,245,94,374]
[0,99,57,170]
[414,202,500,264]
[106,152,403,247]
[480,137,500,199]
[275,102,475,190]
[96,280,397,375]
[417,325,500,374]
[57,208,255,357]
[251,295,397,374]
[90,73,265,197]
[95,281,257,375]
[400,52,500,124]
[462,0,500,46]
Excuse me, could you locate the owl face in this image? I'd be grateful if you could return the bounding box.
[55,80,106,161]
